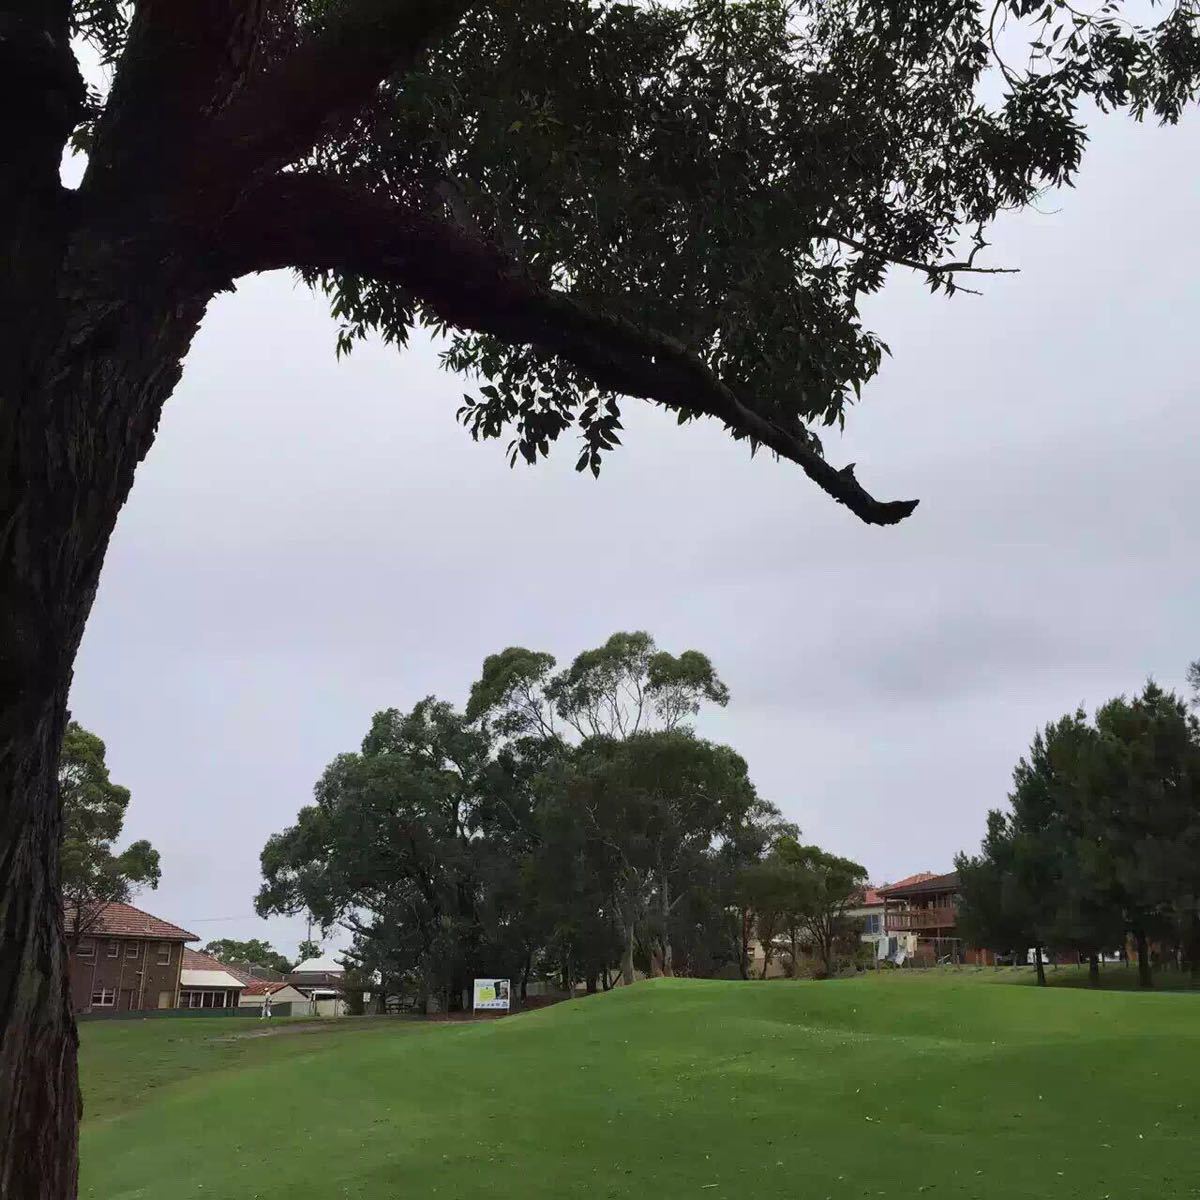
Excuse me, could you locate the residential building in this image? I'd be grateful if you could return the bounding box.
[287,954,347,1014]
[878,871,974,964]
[238,979,310,1013]
[67,901,197,1014]
[847,885,918,963]
[178,949,247,1009]
[876,871,1067,965]
[287,953,345,992]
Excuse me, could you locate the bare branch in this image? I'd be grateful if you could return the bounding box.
[221,173,919,526]
[814,224,1019,292]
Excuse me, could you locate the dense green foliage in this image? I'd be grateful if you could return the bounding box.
[257,632,803,1005]
[60,722,160,942]
[63,1,1200,511]
[80,974,1200,1199]
[201,939,293,975]
[739,836,868,977]
[302,0,1200,485]
[958,681,1200,986]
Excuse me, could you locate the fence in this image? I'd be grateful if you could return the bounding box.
[78,1002,299,1021]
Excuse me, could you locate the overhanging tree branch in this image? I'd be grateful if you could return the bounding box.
[814,225,1019,295]
[207,0,479,183]
[221,172,919,526]
[84,0,273,193]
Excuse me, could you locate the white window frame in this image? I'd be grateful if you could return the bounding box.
[107,940,120,958]
[91,989,115,1007]
[77,940,95,960]
[125,941,141,960]
[156,943,171,966]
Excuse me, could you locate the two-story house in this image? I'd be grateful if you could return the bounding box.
[68,901,198,1013]
[877,870,1006,965]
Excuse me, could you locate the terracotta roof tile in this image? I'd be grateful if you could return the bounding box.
[69,901,197,942]
[182,948,230,970]
[242,979,293,996]
[877,871,958,898]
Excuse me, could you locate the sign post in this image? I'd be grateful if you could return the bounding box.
[472,978,511,1013]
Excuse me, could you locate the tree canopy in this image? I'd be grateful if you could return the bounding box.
[48,0,1200,523]
[6,3,1200,1195]
[257,633,792,1004]
[467,631,728,739]
[59,722,160,943]
[957,680,1200,986]
[202,938,293,975]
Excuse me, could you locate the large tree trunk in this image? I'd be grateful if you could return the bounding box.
[657,875,674,978]
[760,941,775,980]
[620,917,636,985]
[1188,912,1200,986]
[1088,952,1100,987]
[1033,947,1046,987]
[0,713,78,1200]
[739,907,752,980]
[1,198,209,1197]
[1134,928,1154,989]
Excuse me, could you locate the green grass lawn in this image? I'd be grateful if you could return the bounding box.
[80,972,1200,1200]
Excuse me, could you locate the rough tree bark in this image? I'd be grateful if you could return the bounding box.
[0,5,258,1194]
[0,249,210,1200]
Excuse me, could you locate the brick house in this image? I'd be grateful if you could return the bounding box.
[178,949,247,1009]
[68,901,198,1014]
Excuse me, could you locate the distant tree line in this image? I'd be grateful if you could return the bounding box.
[256,632,862,1008]
[957,674,1200,988]
[202,938,294,976]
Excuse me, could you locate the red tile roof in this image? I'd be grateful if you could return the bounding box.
[182,948,230,971]
[241,979,294,996]
[70,901,197,942]
[877,871,958,898]
[860,887,884,907]
[875,871,939,896]
[185,954,257,983]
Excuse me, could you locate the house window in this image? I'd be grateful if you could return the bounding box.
[107,940,119,958]
[91,989,115,1007]
[156,944,171,966]
[864,914,881,934]
[78,940,95,960]
[157,991,173,1010]
[180,990,228,1009]
[125,941,141,960]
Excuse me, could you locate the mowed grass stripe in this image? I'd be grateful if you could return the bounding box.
[80,975,1200,1200]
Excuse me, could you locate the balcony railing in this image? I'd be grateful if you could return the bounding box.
[885,905,958,932]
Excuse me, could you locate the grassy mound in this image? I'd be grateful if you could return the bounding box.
[80,972,1200,1199]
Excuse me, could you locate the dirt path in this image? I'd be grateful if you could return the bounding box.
[214,1016,420,1042]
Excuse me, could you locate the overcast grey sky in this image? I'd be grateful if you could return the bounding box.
[67,108,1199,959]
